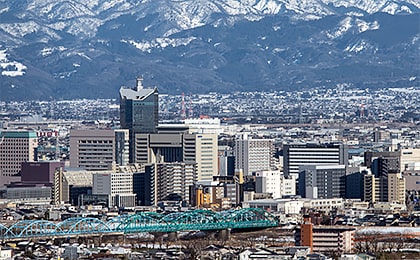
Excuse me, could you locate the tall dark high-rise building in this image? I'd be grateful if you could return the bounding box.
[120,77,159,162]
[283,143,348,179]
[298,165,346,199]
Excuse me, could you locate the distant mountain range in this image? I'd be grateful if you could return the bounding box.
[0,0,419,100]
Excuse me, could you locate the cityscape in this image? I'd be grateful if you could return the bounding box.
[0,78,419,259]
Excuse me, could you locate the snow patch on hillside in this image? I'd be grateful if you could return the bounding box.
[0,50,27,77]
[123,37,197,52]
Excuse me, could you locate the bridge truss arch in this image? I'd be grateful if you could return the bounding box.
[5,220,60,238]
[57,217,112,235]
[162,209,225,231]
[115,212,165,233]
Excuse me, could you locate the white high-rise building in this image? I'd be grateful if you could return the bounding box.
[255,170,296,199]
[234,134,274,176]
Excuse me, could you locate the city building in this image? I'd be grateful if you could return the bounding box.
[135,131,218,183]
[345,166,369,200]
[59,170,94,205]
[156,162,196,204]
[115,129,130,166]
[69,129,116,171]
[21,161,63,184]
[218,146,235,177]
[400,148,420,172]
[296,216,355,254]
[92,172,136,208]
[298,165,346,199]
[363,172,405,204]
[0,130,38,187]
[255,170,296,199]
[234,134,275,176]
[184,117,222,135]
[283,143,348,179]
[120,77,159,162]
[243,198,305,214]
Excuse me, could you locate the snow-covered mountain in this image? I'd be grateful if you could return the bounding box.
[0,0,419,100]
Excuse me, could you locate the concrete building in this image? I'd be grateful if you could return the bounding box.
[184,117,222,135]
[387,173,406,204]
[115,129,130,166]
[400,148,420,172]
[403,171,420,191]
[155,162,196,203]
[69,129,115,171]
[297,216,355,254]
[21,161,63,184]
[135,162,196,206]
[0,131,38,186]
[218,146,235,177]
[234,135,275,176]
[283,143,348,179]
[298,165,346,199]
[193,133,218,182]
[120,77,159,162]
[363,173,380,203]
[243,198,305,215]
[93,172,136,208]
[255,170,296,199]
[59,170,94,205]
[345,166,370,200]
[363,172,405,204]
[135,132,218,183]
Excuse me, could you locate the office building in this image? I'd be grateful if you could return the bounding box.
[283,143,348,179]
[135,132,218,183]
[400,148,420,172]
[69,129,115,171]
[345,166,369,199]
[298,165,346,199]
[191,133,218,182]
[0,131,38,187]
[93,172,136,208]
[21,161,64,184]
[120,77,159,162]
[115,129,130,166]
[59,170,94,205]
[255,170,296,199]
[218,146,235,177]
[234,134,275,176]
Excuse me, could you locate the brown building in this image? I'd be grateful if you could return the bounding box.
[21,161,64,184]
[0,131,38,187]
[296,216,355,254]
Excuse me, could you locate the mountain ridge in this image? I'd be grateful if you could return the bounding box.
[0,0,419,100]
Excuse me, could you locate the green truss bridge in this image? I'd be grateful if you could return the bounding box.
[0,208,279,241]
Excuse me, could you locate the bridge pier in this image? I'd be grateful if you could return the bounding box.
[168,231,178,241]
[217,228,230,241]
